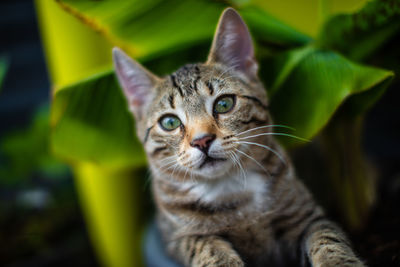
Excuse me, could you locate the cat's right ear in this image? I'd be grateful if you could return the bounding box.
[113,47,158,120]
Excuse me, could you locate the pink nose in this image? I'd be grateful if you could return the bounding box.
[190,134,216,154]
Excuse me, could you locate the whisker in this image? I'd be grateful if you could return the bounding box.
[164,162,179,172]
[235,125,295,137]
[235,148,270,176]
[228,151,240,175]
[171,162,181,178]
[235,141,286,165]
[239,132,309,142]
[183,166,190,182]
[231,151,247,188]
[158,159,177,169]
[158,154,176,161]
[159,162,179,174]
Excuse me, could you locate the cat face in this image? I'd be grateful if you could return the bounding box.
[113,8,270,179]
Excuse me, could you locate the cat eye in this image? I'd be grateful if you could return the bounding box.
[214,95,235,114]
[159,115,182,131]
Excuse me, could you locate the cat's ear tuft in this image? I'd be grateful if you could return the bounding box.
[113,47,158,120]
[207,8,258,79]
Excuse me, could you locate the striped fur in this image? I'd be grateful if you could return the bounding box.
[113,7,365,267]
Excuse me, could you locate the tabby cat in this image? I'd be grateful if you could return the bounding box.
[113,7,365,267]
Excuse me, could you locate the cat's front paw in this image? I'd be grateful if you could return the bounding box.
[217,254,244,267]
[314,257,365,267]
[194,252,244,267]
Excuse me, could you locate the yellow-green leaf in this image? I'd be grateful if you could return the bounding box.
[51,71,145,169]
[269,47,394,146]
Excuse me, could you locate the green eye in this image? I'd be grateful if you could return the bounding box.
[214,95,235,114]
[160,115,181,131]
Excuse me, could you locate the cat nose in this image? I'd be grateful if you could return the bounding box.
[190,134,216,154]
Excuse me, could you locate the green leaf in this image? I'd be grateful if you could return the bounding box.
[50,0,314,167]
[269,47,394,146]
[51,70,146,169]
[0,56,9,91]
[0,105,69,183]
[318,0,400,61]
[56,0,310,61]
[240,6,312,51]
[56,0,225,60]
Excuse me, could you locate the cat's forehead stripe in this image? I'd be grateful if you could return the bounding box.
[206,81,214,95]
[168,94,175,109]
[170,74,184,97]
[169,64,204,97]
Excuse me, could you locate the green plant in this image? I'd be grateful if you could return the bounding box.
[0,56,8,91]
[36,0,399,266]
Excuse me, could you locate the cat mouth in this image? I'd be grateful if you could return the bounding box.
[198,156,227,169]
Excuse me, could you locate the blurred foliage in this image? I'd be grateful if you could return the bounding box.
[0,105,69,184]
[268,47,393,144]
[0,56,8,91]
[252,0,367,37]
[33,0,400,266]
[319,0,400,62]
[48,2,313,168]
[50,0,395,163]
[51,72,145,169]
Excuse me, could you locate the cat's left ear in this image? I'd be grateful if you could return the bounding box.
[113,47,159,120]
[207,8,258,80]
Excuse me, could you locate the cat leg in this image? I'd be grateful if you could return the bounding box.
[167,235,244,267]
[301,218,365,267]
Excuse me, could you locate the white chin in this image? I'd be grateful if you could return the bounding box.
[192,160,232,179]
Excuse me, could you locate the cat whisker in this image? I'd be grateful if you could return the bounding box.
[230,151,247,188]
[238,132,309,142]
[158,158,178,169]
[159,161,179,174]
[234,148,270,177]
[159,154,176,160]
[171,162,182,178]
[189,169,198,184]
[227,151,240,177]
[235,124,295,137]
[234,141,286,165]
[164,162,180,172]
[183,166,191,183]
[157,154,177,164]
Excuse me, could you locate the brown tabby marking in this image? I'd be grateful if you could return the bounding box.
[113,7,365,267]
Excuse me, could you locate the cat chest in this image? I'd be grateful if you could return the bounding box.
[188,171,269,211]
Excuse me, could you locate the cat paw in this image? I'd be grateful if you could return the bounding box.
[315,258,365,267]
[220,255,245,267]
[194,253,244,267]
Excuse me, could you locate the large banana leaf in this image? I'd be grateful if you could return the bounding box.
[319,0,400,61]
[51,0,312,167]
[51,71,145,169]
[269,46,393,145]
[56,0,224,60]
[56,0,311,60]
